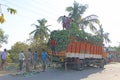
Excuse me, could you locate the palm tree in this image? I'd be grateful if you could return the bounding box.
[29,18,51,50]
[96,24,111,44]
[30,18,51,42]
[58,1,100,33]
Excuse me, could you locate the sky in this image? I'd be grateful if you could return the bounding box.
[0,0,120,50]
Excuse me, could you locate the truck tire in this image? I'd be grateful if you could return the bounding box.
[76,59,84,71]
[99,59,104,68]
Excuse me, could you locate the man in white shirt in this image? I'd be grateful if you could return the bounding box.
[18,51,25,71]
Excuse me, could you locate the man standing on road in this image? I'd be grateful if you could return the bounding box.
[0,49,7,70]
[33,51,38,69]
[18,51,25,71]
[41,49,49,72]
[26,48,32,72]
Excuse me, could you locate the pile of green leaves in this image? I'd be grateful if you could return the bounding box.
[48,22,103,51]
[48,30,70,52]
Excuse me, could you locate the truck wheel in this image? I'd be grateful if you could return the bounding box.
[76,59,84,71]
[99,59,104,68]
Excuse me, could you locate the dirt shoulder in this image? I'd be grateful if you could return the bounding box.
[0,71,16,76]
[81,62,120,80]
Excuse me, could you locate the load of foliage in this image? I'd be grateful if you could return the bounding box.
[48,30,69,52]
[48,23,103,52]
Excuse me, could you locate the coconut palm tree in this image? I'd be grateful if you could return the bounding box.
[58,1,100,33]
[30,18,51,42]
[96,24,111,44]
[29,18,51,50]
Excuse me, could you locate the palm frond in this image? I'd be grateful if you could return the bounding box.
[66,7,73,12]
[78,4,87,15]
[29,30,37,35]
[31,24,39,28]
[84,14,98,19]
[89,23,97,33]
[57,16,63,23]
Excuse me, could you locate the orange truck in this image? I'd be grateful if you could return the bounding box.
[48,41,107,70]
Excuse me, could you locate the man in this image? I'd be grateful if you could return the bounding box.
[18,51,25,71]
[0,49,7,70]
[62,15,67,30]
[66,17,72,29]
[41,49,49,72]
[50,38,56,55]
[33,51,38,69]
[26,48,32,72]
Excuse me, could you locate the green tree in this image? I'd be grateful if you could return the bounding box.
[9,42,29,62]
[29,18,51,54]
[58,1,100,33]
[29,37,47,53]
[6,52,12,63]
[0,28,8,47]
[96,24,111,44]
[30,18,51,42]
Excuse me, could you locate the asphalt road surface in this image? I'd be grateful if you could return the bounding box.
[0,62,120,80]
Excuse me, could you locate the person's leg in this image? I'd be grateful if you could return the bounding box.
[51,46,53,55]
[20,60,23,71]
[34,61,37,69]
[42,60,46,72]
[66,23,70,30]
[1,60,4,70]
[26,60,30,72]
[63,23,65,30]
[19,60,21,71]
[51,46,56,55]
[53,46,56,55]
[42,65,45,72]
[26,62,29,72]
[1,60,6,70]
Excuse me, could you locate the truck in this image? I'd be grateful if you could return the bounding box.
[48,29,107,70]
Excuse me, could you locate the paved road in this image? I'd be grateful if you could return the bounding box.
[0,62,119,80]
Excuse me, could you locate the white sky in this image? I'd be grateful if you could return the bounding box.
[0,0,120,50]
